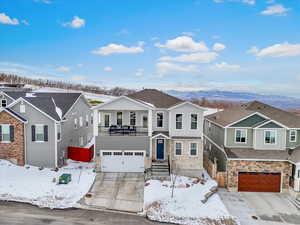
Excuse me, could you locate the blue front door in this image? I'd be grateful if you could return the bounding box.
[156,139,164,160]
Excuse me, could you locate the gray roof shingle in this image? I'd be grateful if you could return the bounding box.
[127,89,183,108]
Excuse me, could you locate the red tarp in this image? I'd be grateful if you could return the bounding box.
[68,145,94,162]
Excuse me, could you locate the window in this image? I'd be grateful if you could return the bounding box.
[1,124,11,142]
[102,151,112,156]
[104,114,110,127]
[35,125,45,142]
[176,114,183,129]
[117,112,122,126]
[235,129,247,143]
[124,152,134,156]
[135,152,144,156]
[90,114,93,125]
[85,115,89,127]
[157,112,163,128]
[191,114,198,130]
[1,99,7,107]
[142,115,148,128]
[130,112,136,126]
[79,116,83,127]
[79,136,83,146]
[20,104,25,113]
[175,142,182,156]
[208,121,211,131]
[265,130,276,144]
[57,124,61,141]
[74,118,78,129]
[190,143,198,156]
[113,152,122,156]
[290,130,297,142]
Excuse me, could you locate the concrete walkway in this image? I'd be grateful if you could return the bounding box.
[83,173,144,213]
[219,189,300,225]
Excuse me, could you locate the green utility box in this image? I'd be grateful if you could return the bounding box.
[59,173,72,184]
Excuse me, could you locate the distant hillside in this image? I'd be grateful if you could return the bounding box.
[166,90,300,109]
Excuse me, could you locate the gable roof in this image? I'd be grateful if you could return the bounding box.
[5,91,82,121]
[127,89,183,108]
[0,107,27,123]
[244,101,300,128]
[205,101,300,128]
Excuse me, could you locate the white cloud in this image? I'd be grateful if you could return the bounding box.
[72,75,87,81]
[104,66,112,71]
[248,42,300,58]
[181,32,195,37]
[213,43,226,51]
[56,66,70,72]
[156,62,198,76]
[34,0,51,3]
[91,42,144,55]
[211,62,241,71]
[135,68,144,77]
[63,16,85,29]
[213,0,255,5]
[0,13,19,25]
[154,36,208,52]
[261,4,290,16]
[159,52,218,63]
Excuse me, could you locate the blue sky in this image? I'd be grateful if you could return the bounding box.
[0,0,300,96]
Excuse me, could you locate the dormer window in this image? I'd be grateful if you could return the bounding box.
[1,99,7,107]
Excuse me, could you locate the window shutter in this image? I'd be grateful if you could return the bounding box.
[32,125,36,141]
[0,125,2,142]
[44,125,48,142]
[10,125,14,142]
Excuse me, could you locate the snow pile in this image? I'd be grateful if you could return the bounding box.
[0,160,96,209]
[144,174,239,225]
[203,107,222,116]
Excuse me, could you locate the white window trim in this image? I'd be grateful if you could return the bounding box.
[103,113,111,127]
[79,116,83,127]
[1,124,11,143]
[175,113,183,130]
[174,141,183,156]
[74,118,78,129]
[20,103,26,113]
[129,111,136,126]
[35,124,45,143]
[156,111,164,128]
[264,130,277,145]
[290,130,297,142]
[234,129,247,144]
[189,142,198,157]
[190,113,198,130]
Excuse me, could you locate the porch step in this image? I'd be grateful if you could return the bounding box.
[151,161,170,180]
[288,197,300,210]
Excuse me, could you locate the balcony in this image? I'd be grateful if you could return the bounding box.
[98,125,148,136]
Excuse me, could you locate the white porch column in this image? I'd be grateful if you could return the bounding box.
[294,163,300,192]
[93,109,99,137]
[148,109,153,137]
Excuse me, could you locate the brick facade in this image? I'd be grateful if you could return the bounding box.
[227,160,292,192]
[0,111,25,166]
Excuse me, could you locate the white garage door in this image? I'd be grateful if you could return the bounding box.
[101,151,145,172]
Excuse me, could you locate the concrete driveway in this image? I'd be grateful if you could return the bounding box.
[219,189,300,225]
[83,173,144,213]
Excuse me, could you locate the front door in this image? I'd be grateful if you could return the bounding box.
[156,139,164,160]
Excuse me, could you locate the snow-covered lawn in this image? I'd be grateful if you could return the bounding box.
[0,160,96,209]
[144,173,239,225]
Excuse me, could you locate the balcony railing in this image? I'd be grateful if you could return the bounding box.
[98,125,148,136]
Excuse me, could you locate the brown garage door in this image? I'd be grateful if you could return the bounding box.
[238,172,281,192]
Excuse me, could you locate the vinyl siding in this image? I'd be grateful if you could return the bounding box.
[286,129,300,148]
[254,128,286,150]
[204,119,224,147]
[226,128,253,148]
[152,109,169,132]
[10,101,56,168]
[230,114,266,127]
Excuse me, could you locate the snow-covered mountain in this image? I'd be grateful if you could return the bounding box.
[166,90,300,109]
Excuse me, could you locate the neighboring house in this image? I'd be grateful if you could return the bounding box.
[0,91,92,168]
[204,100,300,193]
[93,89,206,175]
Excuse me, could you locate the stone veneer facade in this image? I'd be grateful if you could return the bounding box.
[227,160,292,192]
[0,111,25,166]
